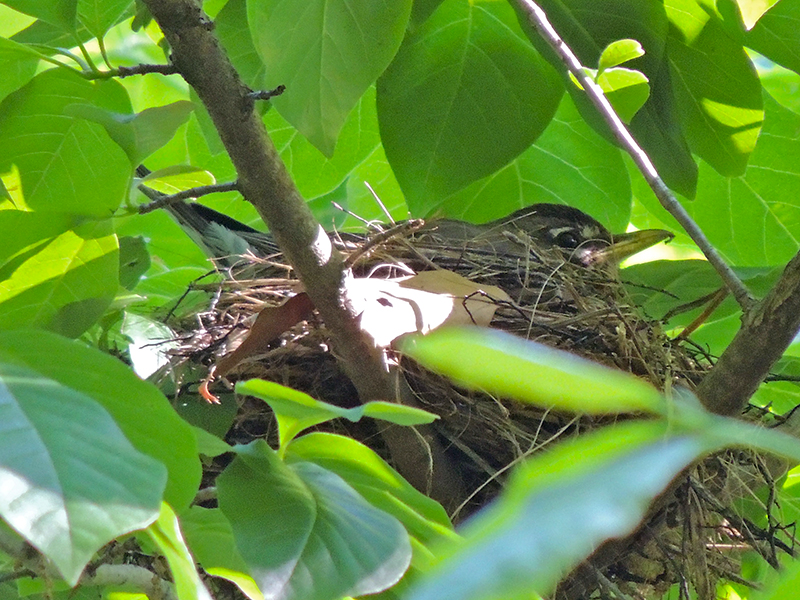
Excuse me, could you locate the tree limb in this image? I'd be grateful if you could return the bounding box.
[141,0,463,508]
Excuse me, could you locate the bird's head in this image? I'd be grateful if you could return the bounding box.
[492,204,673,267]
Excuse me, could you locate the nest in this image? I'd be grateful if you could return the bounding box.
[164,222,794,600]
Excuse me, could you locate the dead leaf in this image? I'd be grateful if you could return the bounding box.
[348,270,510,348]
[216,292,315,378]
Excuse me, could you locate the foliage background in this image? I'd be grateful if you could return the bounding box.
[3,0,800,599]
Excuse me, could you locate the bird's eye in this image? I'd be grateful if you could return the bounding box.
[554,230,580,249]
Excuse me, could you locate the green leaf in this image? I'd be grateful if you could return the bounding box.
[633,92,800,267]
[0,36,41,105]
[378,0,562,212]
[0,219,118,337]
[0,329,201,511]
[287,433,455,546]
[747,0,800,73]
[0,69,130,216]
[248,0,412,156]
[597,38,645,74]
[65,100,195,165]
[399,327,665,414]
[0,359,166,585]
[181,507,264,600]
[76,0,131,38]
[437,94,632,230]
[666,0,763,176]
[216,0,267,90]
[622,260,781,352]
[596,66,650,123]
[1,0,77,30]
[265,86,381,201]
[146,503,213,600]
[192,427,232,458]
[10,17,91,49]
[236,379,437,449]
[218,441,411,600]
[758,540,800,599]
[405,421,704,600]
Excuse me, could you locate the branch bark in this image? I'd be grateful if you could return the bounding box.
[142,0,463,509]
[696,252,800,415]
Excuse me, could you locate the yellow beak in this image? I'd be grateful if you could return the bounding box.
[592,228,675,265]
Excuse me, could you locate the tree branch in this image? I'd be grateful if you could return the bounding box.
[512,0,754,312]
[138,180,240,213]
[696,251,800,415]
[141,0,463,508]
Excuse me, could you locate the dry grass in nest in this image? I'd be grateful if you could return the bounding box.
[166,225,792,599]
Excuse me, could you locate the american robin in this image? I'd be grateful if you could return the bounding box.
[420,204,672,269]
[161,199,672,273]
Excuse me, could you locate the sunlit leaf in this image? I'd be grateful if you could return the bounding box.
[597,38,645,74]
[146,503,213,600]
[400,327,665,414]
[0,69,130,216]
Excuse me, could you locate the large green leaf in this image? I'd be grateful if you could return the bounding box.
[666,0,763,177]
[181,507,264,600]
[378,0,562,214]
[218,441,411,600]
[406,421,704,600]
[237,379,437,451]
[436,94,631,231]
[217,0,266,90]
[0,359,165,585]
[0,219,118,337]
[0,69,130,217]
[248,0,412,156]
[400,327,665,414]
[0,37,41,105]
[0,329,201,511]
[517,0,698,198]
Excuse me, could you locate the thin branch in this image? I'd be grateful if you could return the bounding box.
[117,63,179,78]
[513,0,754,312]
[247,84,286,101]
[138,180,240,213]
